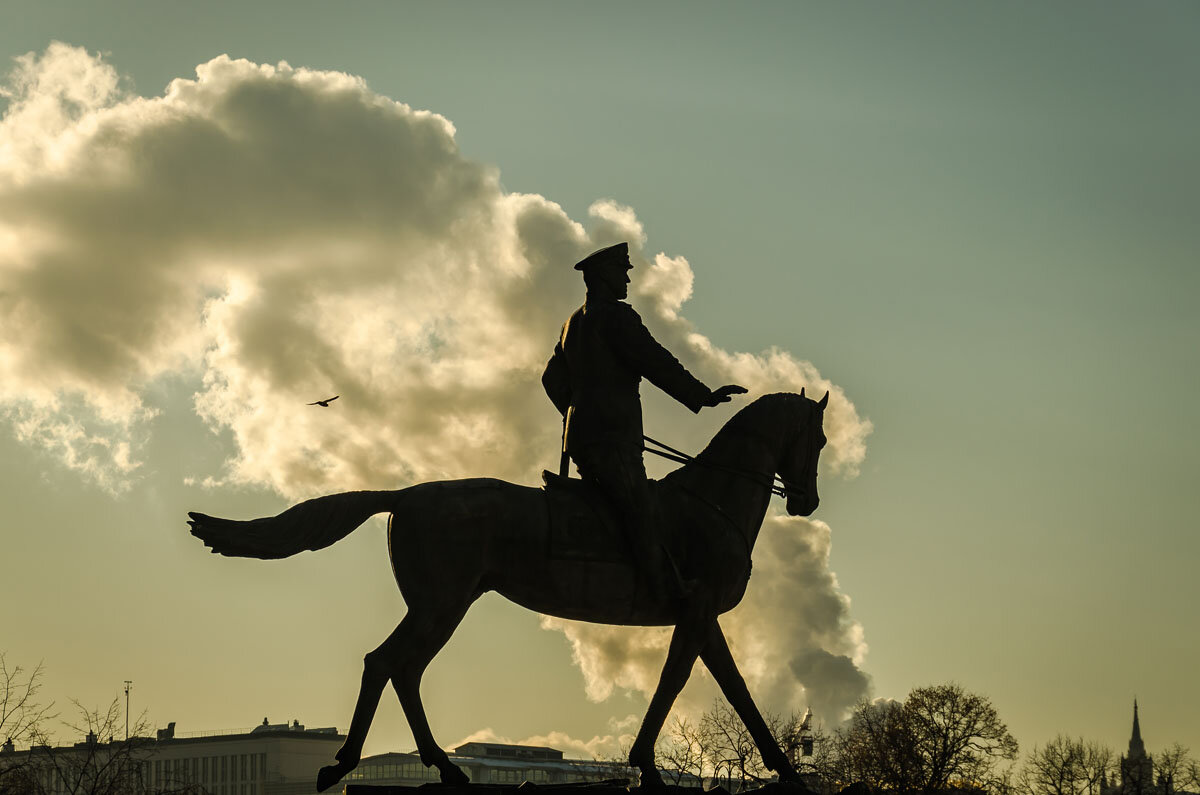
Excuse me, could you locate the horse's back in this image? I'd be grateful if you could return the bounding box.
[383,475,742,627]
[385,478,537,604]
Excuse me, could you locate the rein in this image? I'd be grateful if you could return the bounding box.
[643,434,798,500]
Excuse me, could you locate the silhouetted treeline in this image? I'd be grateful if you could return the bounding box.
[652,684,1199,795]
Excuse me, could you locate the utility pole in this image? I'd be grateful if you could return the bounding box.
[124,681,132,741]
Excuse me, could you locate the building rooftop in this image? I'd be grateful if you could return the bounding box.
[453,741,564,762]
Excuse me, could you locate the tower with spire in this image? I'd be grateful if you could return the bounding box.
[1118,700,1158,795]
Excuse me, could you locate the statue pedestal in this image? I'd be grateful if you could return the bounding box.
[342,783,817,795]
[343,788,705,795]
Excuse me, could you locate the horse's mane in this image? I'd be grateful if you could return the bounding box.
[694,391,805,462]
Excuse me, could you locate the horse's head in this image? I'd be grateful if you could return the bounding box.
[780,389,828,516]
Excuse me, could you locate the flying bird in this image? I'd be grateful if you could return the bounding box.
[307,396,340,407]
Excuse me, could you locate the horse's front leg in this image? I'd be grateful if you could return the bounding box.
[629,605,715,787]
[699,620,801,783]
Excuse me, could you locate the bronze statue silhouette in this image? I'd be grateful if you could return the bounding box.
[188,389,827,792]
[543,242,747,601]
[189,242,829,791]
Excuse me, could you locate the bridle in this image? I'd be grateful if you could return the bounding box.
[642,402,818,502]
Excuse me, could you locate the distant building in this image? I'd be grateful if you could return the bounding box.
[0,717,343,795]
[345,741,639,788]
[1100,702,1176,795]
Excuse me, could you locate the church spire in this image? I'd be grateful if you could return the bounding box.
[1128,699,1146,759]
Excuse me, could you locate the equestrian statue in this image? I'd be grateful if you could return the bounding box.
[187,242,830,792]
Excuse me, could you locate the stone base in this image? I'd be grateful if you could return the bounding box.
[345,786,648,795]
[344,782,819,795]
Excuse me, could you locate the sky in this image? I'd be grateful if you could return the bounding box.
[1,0,1198,768]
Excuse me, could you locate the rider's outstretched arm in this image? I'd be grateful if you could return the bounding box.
[608,303,743,412]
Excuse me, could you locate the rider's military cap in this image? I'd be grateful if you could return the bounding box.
[574,242,631,271]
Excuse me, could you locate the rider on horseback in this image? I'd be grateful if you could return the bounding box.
[541,242,747,600]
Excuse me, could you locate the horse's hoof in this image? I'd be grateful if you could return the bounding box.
[772,768,815,794]
[317,763,349,792]
[439,762,470,785]
[636,768,666,788]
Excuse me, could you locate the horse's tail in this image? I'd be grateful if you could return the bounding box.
[187,489,402,560]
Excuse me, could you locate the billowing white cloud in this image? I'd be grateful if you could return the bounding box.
[0,44,871,723]
[452,716,640,761]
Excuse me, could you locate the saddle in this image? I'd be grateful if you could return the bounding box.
[540,470,647,564]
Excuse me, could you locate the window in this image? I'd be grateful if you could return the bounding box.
[490,768,522,784]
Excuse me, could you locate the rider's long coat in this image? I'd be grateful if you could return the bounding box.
[542,294,712,456]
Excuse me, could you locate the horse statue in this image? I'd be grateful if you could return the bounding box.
[187,389,828,792]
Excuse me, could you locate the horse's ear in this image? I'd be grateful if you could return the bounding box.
[818,391,829,409]
[800,387,806,398]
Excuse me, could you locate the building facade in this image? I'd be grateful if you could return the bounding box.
[0,718,344,795]
[344,741,639,788]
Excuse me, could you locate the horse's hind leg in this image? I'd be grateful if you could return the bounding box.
[386,602,475,784]
[317,618,414,792]
[316,599,475,791]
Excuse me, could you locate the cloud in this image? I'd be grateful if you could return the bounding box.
[0,43,872,722]
[451,717,640,761]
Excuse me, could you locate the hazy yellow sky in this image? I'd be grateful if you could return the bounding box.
[1,1,1197,764]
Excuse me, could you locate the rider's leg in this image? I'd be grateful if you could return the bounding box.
[574,444,671,602]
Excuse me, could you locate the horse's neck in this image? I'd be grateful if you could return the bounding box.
[673,430,777,548]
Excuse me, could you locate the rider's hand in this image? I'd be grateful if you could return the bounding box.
[704,384,748,407]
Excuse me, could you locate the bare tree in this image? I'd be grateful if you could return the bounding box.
[1181,758,1200,794]
[991,762,1022,795]
[656,716,711,785]
[1077,741,1115,795]
[830,684,1018,793]
[905,683,1018,790]
[15,697,202,795]
[583,740,636,786]
[655,701,818,790]
[766,711,804,771]
[702,698,770,790]
[1155,744,1194,793]
[0,655,212,794]
[0,654,52,745]
[829,698,918,791]
[1021,735,1115,795]
[0,653,54,794]
[778,721,840,795]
